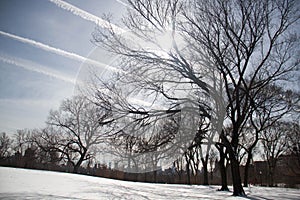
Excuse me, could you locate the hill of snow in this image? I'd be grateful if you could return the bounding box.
[0,167,299,199]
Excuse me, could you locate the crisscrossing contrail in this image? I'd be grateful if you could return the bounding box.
[0,54,76,84]
[49,0,125,34]
[0,30,119,72]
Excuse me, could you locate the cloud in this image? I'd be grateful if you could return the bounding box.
[0,53,76,84]
[49,0,125,34]
[115,0,130,7]
[0,30,119,72]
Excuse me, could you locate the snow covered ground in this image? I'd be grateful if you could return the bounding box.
[0,167,299,200]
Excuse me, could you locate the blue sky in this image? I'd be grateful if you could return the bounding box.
[0,0,126,134]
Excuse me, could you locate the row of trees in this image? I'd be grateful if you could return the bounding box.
[1,0,299,197]
[0,104,299,186]
[0,96,114,173]
[0,96,300,184]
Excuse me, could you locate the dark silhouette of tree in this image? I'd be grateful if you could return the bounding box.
[46,95,113,173]
[285,121,300,179]
[241,85,298,187]
[215,135,229,191]
[287,121,300,167]
[181,0,299,195]
[14,129,32,156]
[107,116,180,173]
[92,0,299,196]
[260,121,290,186]
[24,147,36,169]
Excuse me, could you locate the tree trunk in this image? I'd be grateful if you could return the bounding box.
[201,156,209,185]
[218,147,229,191]
[185,153,191,185]
[221,129,246,196]
[73,150,87,173]
[153,170,157,183]
[219,161,229,191]
[230,156,246,196]
[186,163,191,185]
[216,139,229,191]
[243,152,252,187]
[244,129,259,187]
[268,166,275,187]
[73,161,82,173]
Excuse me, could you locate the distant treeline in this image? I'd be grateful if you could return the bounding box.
[1,145,299,188]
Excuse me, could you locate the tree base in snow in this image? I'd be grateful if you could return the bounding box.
[217,187,230,192]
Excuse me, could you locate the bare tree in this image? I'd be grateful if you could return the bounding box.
[0,132,13,159]
[106,115,180,173]
[288,121,300,162]
[46,95,113,173]
[260,121,290,186]
[28,128,67,168]
[14,129,32,156]
[92,0,299,196]
[185,146,200,184]
[241,84,298,187]
[215,135,229,191]
[286,121,300,178]
[173,156,185,182]
[209,148,217,182]
[187,121,211,185]
[181,0,299,195]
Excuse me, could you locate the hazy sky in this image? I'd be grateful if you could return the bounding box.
[0,0,126,134]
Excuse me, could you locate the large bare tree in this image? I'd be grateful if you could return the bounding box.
[46,95,113,173]
[181,0,299,195]
[92,0,299,196]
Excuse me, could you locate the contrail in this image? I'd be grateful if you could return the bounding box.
[0,54,76,84]
[49,0,125,34]
[115,0,130,7]
[0,30,119,72]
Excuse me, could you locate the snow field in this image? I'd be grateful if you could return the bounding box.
[0,167,299,199]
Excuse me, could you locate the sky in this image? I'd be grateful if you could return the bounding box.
[0,0,127,134]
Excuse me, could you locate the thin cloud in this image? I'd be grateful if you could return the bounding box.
[115,0,130,7]
[49,0,125,34]
[0,30,119,72]
[47,1,167,110]
[0,53,76,84]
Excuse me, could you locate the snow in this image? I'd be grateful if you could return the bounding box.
[0,167,299,199]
